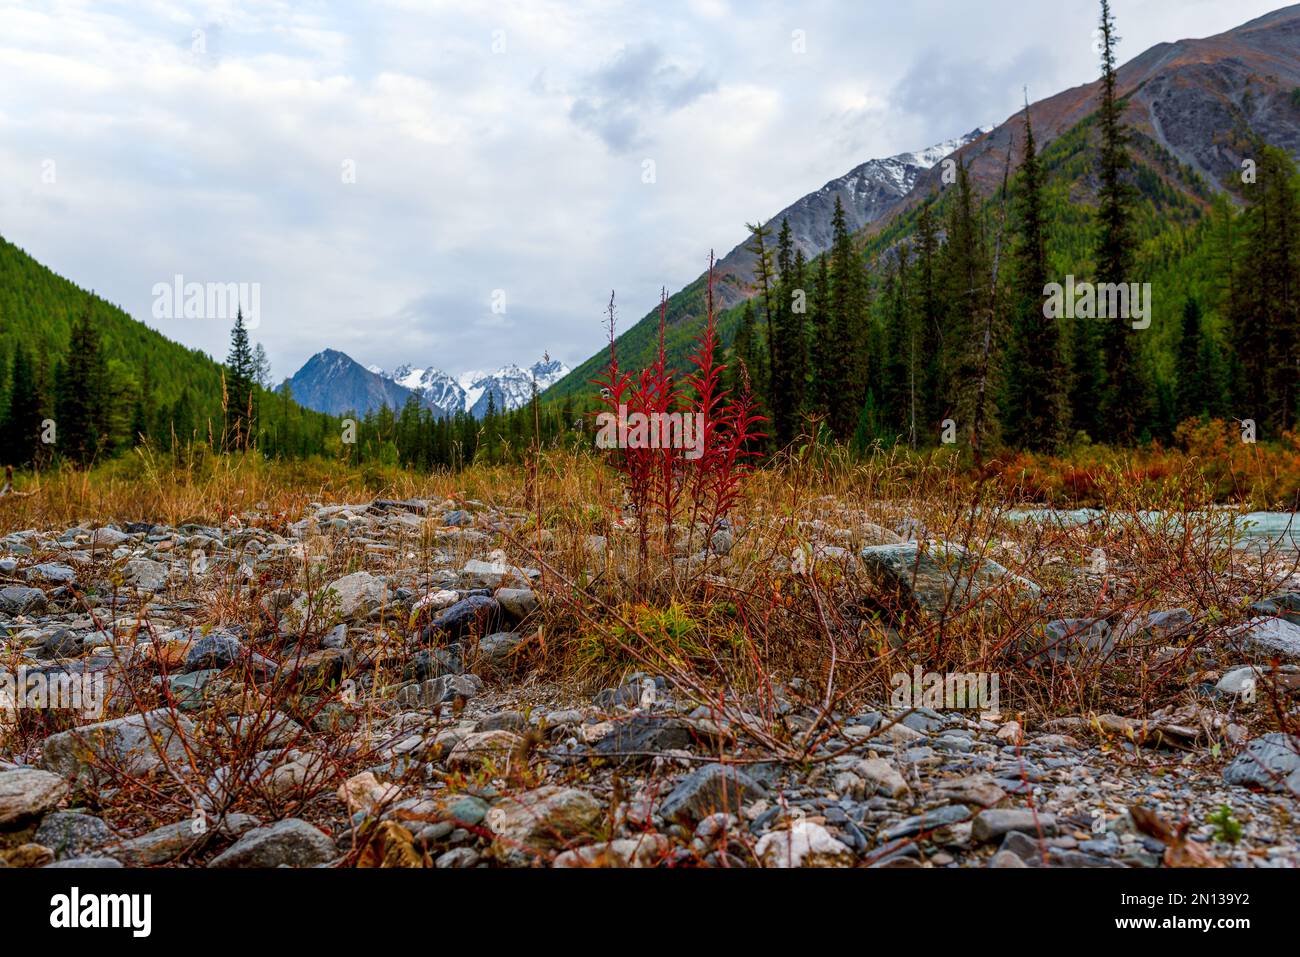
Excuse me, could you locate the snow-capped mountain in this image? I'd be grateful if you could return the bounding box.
[296,355,571,418]
[742,126,993,268]
[457,359,570,418]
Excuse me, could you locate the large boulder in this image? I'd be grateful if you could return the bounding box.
[857,541,1038,622]
[42,709,195,786]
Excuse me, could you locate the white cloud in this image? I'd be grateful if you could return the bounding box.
[0,0,1285,381]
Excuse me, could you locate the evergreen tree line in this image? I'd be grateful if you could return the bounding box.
[727,0,1300,454]
[0,303,335,467]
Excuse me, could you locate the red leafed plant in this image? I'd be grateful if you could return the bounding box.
[593,253,766,567]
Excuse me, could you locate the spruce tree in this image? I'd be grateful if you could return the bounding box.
[54,302,108,465]
[1003,102,1067,450]
[913,201,944,442]
[0,344,41,466]
[1093,0,1148,442]
[828,196,867,438]
[940,162,988,438]
[224,307,256,450]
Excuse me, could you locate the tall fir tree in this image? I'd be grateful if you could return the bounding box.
[745,220,778,384]
[1093,0,1148,442]
[827,196,868,439]
[940,161,988,438]
[54,302,109,465]
[1003,101,1067,451]
[771,222,809,446]
[224,307,256,450]
[0,344,42,466]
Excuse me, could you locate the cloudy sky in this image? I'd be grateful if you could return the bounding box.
[0,0,1285,381]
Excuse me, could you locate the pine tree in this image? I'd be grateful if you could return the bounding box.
[0,344,41,466]
[1230,146,1300,435]
[828,196,867,438]
[771,222,809,446]
[940,161,988,438]
[745,220,778,384]
[1003,101,1067,451]
[54,302,108,465]
[224,308,256,450]
[808,253,833,419]
[913,201,944,443]
[1093,0,1148,442]
[881,246,915,445]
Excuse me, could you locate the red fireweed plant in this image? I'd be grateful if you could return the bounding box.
[592,253,766,578]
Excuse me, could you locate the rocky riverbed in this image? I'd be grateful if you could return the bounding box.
[1,497,1298,868]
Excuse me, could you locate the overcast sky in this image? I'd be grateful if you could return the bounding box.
[0,0,1287,381]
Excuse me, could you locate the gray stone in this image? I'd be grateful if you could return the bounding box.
[111,813,261,864]
[591,716,708,766]
[183,632,246,672]
[478,631,525,664]
[0,586,47,615]
[1033,618,1114,663]
[1236,617,1300,662]
[208,818,335,868]
[485,786,602,864]
[44,856,123,868]
[879,804,970,840]
[972,808,1057,844]
[658,764,767,823]
[857,542,1038,622]
[42,709,195,786]
[495,587,539,620]
[421,595,501,641]
[1223,733,1300,793]
[325,571,390,619]
[33,811,114,860]
[28,562,76,585]
[0,767,68,826]
[125,558,169,591]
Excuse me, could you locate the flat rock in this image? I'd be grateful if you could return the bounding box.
[1235,616,1300,662]
[208,818,335,868]
[42,709,195,786]
[0,768,68,826]
[1223,733,1300,792]
[0,586,47,615]
[658,764,767,823]
[972,808,1057,844]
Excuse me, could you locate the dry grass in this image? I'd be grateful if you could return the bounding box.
[3,444,1297,850]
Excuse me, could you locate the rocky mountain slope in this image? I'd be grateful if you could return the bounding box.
[892,4,1300,221]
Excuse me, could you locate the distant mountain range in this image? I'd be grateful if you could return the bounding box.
[286,349,569,418]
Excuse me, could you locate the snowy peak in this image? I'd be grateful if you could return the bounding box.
[387,357,569,418]
[288,351,569,419]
